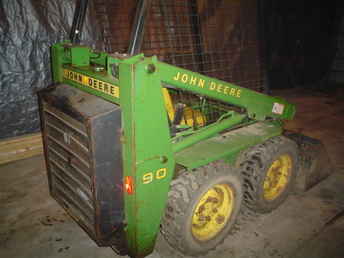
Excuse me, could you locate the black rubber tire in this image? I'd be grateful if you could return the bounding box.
[239,136,299,213]
[161,161,243,256]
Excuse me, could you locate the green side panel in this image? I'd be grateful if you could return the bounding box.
[61,78,120,105]
[119,57,175,257]
[51,43,120,105]
[61,65,120,105]
[175,121,282,169]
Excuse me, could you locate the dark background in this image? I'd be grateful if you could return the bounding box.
[0,0,342,139]
[261,1,342,89]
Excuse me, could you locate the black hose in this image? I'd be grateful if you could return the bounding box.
[70,0,89,44]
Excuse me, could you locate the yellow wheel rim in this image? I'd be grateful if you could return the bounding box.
[191,184,234,241]
[263,154,292,201]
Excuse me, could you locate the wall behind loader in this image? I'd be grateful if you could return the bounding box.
[0,0,103,140]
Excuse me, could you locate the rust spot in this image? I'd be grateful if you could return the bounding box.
[198,204,206,213]
[216,215,225,224]
[206,196,219,203]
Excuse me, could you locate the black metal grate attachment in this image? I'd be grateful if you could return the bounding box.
[42,101,96,234]
[93,0,265,128]
[145,0,265,92]
[94,0,266,92]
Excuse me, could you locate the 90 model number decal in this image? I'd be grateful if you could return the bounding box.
[143,168,167,184]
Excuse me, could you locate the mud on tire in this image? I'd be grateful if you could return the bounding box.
[161,161,243,256]
[239,136,299,213]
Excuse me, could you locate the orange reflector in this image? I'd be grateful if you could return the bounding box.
[124,176,134,195]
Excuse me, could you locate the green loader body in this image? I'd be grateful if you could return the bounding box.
[38,42,330,258]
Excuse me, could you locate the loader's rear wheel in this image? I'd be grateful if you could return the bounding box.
[161,161,243,256]
[263,154,292,201]
[240,136,298,213]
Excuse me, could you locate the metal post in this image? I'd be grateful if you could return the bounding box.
[70,0,89,44]
[128,0,152,55]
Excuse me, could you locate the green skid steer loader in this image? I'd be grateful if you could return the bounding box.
[38,1,332,257]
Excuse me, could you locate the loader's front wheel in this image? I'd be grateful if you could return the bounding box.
[161,161,243,256]
[240,136,298,213]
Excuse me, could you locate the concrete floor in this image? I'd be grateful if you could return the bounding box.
[1,88,344,258]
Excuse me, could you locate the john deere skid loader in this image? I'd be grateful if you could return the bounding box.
[38,1,332,257]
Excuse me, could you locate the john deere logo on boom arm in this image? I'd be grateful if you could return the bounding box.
[173,72,242,98]
[63,69,120,98]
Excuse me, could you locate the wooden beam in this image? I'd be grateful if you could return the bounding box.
[0,133,43,165]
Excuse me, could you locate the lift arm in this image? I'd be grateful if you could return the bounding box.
[159,62,295,121]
